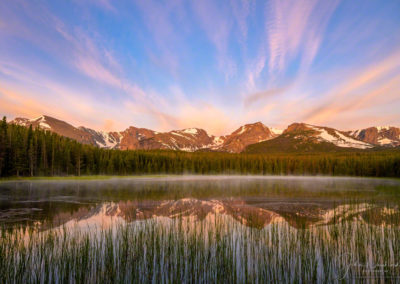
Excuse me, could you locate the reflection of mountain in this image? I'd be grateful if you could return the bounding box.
[34,198,400,230]
[360,206,400,226]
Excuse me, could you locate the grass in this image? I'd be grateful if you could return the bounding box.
[1,202,400,283]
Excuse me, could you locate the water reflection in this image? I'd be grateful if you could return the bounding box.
[1,176,400,282]
[1,176,399,230]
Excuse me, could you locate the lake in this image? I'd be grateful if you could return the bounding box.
[1,176,400,282]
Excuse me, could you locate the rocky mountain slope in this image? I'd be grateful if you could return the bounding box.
[10,115,276,153]
[245,123,373,153]
[11,115,397,153]
[12,116,97,145]
[216,122,276,152]
[348,126,400,147]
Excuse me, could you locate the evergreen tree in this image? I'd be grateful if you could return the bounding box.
[0,116,7,176]
[1,118,400,178]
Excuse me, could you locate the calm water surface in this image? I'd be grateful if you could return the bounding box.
[0,176,399,229]
[1,176,400,283]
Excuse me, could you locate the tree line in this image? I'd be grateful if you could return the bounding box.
[0,117,399,178]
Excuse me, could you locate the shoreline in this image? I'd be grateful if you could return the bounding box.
[1,174,399,183]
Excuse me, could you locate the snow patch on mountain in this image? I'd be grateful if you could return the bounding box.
[34,116,51,129]
[270,128,283,135]
[212,136,225,146]
[11,118,29,126]
[376,126,390,131]
[308,125,373,149]
[349,129,362,137]
[99,131,119,149]
[13,116,52,129]
[348,126,400,146]
[171,131,186,138]
[39,122,51,129]
[182,128,198,135]
[378,138,394,145]
[237,125,247,135]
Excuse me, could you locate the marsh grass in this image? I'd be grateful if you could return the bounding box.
[1,202,400,283]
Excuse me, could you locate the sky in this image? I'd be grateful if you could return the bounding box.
[1,0,400,135]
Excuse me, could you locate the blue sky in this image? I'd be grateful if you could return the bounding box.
[1,0,400,135]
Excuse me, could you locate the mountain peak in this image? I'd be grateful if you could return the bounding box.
[284,122,313,133]
[10,114,398,152]
[279,123,373,150]
[249,121,265,126]
[348,126,400,146]
[175,127,206,136]
[216,122,275,152]
[246,121,267,128]
[375,126,393,131]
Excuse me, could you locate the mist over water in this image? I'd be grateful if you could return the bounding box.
[0,175,399,228]
[1,176,400,282]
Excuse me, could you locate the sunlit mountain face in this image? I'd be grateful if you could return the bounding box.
[9,115,400,153]
[1,176,399,230]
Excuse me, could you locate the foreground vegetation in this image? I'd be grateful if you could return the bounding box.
[1,202,399,283]
[1,117,400,178]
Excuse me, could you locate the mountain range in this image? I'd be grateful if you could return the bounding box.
[10,115,400,153]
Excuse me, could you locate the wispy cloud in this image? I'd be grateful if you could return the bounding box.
[52,22,124,88]
[243,0,339,95]
[134,0,189,77]
[239,47,400,130]
[266,0,339,74]
[300,50,400,127]
[244,87,288,106]
[1,0,399,133]
[192,0,237,79]
[230,0,253,43]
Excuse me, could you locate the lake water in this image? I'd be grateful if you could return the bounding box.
[1,176,400,282]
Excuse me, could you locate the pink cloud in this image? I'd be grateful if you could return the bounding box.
[302,50,400,125]
[265,0,340,74]
[230,0,252,42]
[134,0,189,77]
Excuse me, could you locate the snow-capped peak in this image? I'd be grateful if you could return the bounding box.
[182,128,199,135]
[28,115,51,129]
[270,128,283,135]
[307,125,373,149]
[347,126,400,147]
[376,126,391,131]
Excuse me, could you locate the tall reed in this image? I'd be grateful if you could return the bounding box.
[0,203,399,283]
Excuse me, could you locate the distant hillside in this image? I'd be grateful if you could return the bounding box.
[348,126,400,147]
[245,123,372,153]
[11,115,277,153]
[8,115,400,154]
